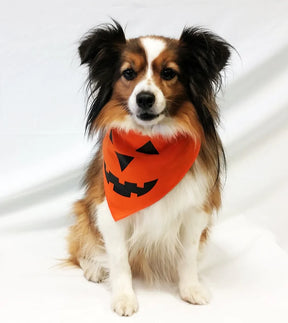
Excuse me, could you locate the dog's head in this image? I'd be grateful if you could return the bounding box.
[79,20,231,139]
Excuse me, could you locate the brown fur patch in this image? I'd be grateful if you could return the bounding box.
[67,147,106,268]
[83,148,105,206]
[110,39,147,110]
[149,45,190,118]
[199,227,210,247]
[173,101,204,140]
[129,251,155,283]
[203,183,222,214]
[129,244,181,284]
[67,199,104,266]
[89,100,128,134]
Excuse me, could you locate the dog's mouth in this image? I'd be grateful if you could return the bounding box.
[136,112,160,121]
[135,109,167,123]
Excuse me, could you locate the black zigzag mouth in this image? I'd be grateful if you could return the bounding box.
[104,163,158,198]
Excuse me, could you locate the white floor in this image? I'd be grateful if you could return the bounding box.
[0,192,288,323]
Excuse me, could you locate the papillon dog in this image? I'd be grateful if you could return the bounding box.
[67,20,231,316]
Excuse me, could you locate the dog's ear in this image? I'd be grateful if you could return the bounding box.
[79,21,126,135]
[78,20,126,66]
[179,27,231,85]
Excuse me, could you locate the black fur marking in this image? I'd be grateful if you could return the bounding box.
[104,163,158,197]
[136,141,159,155]
[79,20,126,135]
[178,27,232,185]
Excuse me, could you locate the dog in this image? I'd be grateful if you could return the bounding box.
[67,20,231,316]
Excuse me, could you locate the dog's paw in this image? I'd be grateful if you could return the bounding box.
[179,283,211,305]
[79,258,107,283]
[112,292,138,316]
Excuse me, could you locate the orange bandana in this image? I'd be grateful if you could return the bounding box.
[103,129,201,221]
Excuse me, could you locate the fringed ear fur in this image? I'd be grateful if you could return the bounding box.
[179,27,231,80]
[178,28,231,186]
[79,20,126,65]
[78,20,126,135]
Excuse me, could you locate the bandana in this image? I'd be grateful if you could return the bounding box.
[103,129,201,221]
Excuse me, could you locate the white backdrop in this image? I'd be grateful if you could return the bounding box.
[1,1,288,322]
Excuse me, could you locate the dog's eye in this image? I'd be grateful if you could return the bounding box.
[122,68,137,81]
[160,68,177,81]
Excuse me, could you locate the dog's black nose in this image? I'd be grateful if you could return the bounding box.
[136,92,155,110]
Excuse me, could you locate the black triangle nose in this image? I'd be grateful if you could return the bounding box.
[136,92,155,110]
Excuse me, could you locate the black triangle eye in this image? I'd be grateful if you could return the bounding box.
[116,152,134,171]
[136,141,159,155]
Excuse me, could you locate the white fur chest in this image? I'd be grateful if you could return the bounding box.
[125,165,209,245]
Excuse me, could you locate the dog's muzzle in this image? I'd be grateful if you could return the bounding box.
[136,91,160,121]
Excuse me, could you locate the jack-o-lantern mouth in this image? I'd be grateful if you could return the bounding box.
[104,163,158,198]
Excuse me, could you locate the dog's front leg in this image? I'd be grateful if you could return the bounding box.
[96,200,138,316]
[178,209,211,305]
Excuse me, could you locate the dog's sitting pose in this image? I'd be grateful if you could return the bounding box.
[67,21,231,316]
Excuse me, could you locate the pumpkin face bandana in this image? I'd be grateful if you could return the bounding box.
[103,129,201,221]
